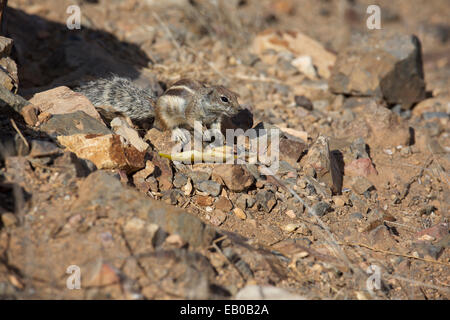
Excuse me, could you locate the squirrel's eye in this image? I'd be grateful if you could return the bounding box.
[221,96,229,103]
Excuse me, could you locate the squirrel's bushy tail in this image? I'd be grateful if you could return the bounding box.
[75,75,156,126]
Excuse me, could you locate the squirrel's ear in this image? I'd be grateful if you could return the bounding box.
[206,88,214,96]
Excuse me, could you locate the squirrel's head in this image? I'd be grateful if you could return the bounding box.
[205,86,242,117]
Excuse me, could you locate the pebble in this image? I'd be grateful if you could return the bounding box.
[196,180,221,197]
[215,197,233,212]
[256,190,277,213]
[283,223,300,232]
[233,208,247,220]
[183,179,193,196]
[186,170,211,185]
[210,210,227,226]
[285,209,297,219]
[333,196,346,207]
[349,212,364,221]
[194,195,214,207]
[1,213,18,227]
[310,201,331,217]
[173,172,188,188]
[294,95,313,110]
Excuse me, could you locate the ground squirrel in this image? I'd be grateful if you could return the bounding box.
[76,75,242,142]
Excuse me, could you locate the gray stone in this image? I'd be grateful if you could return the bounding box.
[294,95,313,110]
[29,140,61,158]
[196,180,222,197]
[256,190,277,213]
[186,170,211,185]
[310,201,331,217]
[350,138,369,159]
[39,111,111,137]
[173,172,188,188]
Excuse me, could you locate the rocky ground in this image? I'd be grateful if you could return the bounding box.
[0,0,449,299]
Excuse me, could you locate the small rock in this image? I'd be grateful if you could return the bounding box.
[235,194,249,210]
[304,175,332,199]
[144,128,178,155]
[233,207,247,220]
[292,55,318,79]
[220,108,254,133]
[349,193,370,214]
[369,225,397,250]
[283,223,300,232]
[278,127,308,142]
[363,102,412,147]
[132,160,156,193]
[162,189,183,205]
[20,105,38,126]
[183,179,193,196]
[186,169,212,185]
[1,213,18,227]
[344,158,378,177]
[349,212,364,221]
[110,117,149,152]
[412,242,445,260]
[415,223,448,242]
[215,197,233,212]
[350,138,369,159]
[350,176,374,195]
[279,138,307,166]
[194,195,214,207]
[173,172,188,188]
[285,209,296,219]
[212,164,254,192]
[294,95,313,110]
[310,201,331,217]
[0,36,14,57]
[303,135,342,194]
[165,234,185,247]
[256,190,277,213]
[149,152,173,191]
[195,180,221,197]
[124,217,146,233]
[333,196,346,207]
[210,210,227,226]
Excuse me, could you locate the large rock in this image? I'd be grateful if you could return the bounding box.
[30,86,103,121]
[74,171,216,248]
[329,32,426,109]
[57,133,146,172]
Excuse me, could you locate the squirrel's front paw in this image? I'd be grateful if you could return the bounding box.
[171,128,191,144]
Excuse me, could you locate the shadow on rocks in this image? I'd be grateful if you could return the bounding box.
[4,6,154,97]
